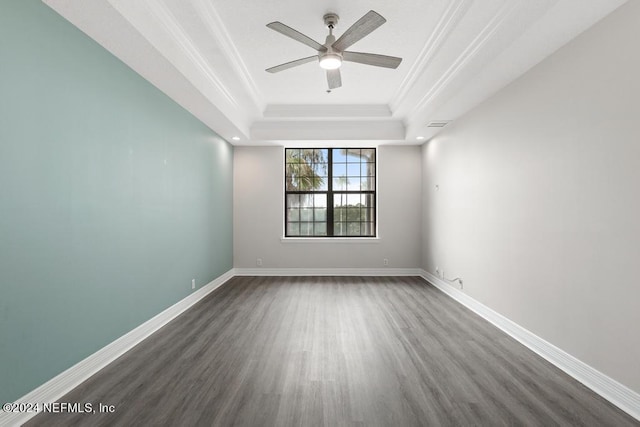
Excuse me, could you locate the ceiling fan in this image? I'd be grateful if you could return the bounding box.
[265,10,402,90]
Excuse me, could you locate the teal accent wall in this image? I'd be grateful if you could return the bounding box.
[0,1,233,403]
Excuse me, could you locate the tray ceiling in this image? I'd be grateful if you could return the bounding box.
[44,0,627,145]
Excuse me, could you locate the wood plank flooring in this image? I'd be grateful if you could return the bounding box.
[26,276,638,426]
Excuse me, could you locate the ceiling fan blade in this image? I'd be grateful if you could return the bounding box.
[343,51,402,69]
[327,69,342,89]
[266,56,318,73]
[267,22,326,52]
[332,10,386,52]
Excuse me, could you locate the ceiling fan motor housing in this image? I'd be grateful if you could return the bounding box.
[320,13,342,70]
[323,13,339,29]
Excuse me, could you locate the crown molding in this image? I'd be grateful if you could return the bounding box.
[139,0,239,109]
[192,0,265,111]
[44,0,250,140]
[263,104,392,119]
[389,0,471,112]
[251,119,405,141]
[407,0,519,124]
[46,0,628,147]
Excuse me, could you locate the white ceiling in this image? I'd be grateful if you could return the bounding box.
[44,0,627,145]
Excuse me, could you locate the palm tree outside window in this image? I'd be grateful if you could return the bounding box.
[285,148,376,237]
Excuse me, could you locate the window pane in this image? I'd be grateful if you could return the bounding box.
[286,148,328,192]
[347,163,360,177]
[313,149,328,163]
[287,209,299,222]
[349,206,361,221]
[358,178,372,191]
[362,176,375,191]
[313,162,327,176]
[362,193,374,208]
[361,162,375,177]
[300,223,313,236]
[299,194,313,208]
[287,222,300,236]
[300,148,315,159]
[313,194,327,207]
[332,148,348,163]
[285,163,300,191]
[333,177,347,191]
[361,149,375,162]
[313,177,327,191]
[333,163,347,177]
[287,149,301,160]
[286,147,375,237]
[347,222,360,235]
[333,194,346,221]
[361,223,374,236]
[346,179,360,192]
[287,194,300,207]
[315,222,327,236]
[347,194,360,206]
[300,208,313,221]
[345,149,361,162]
[363,208,374,222]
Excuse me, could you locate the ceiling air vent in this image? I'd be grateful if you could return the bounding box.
[427,120,450,128]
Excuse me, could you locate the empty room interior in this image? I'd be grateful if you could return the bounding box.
[1,0,639,425]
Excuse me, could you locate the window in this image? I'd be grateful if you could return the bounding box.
[285,148,376,237]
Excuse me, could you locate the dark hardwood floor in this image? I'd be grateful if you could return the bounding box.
[26,276,638,426]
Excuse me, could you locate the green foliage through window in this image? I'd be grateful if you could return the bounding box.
[285,148,376,237]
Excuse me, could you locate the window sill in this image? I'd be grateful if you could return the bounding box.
[280,237,381,244]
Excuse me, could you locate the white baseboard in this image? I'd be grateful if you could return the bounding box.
[234,267,424,276]
[420,270,640,421]
[4,268,638,425]
[0,269,235,427]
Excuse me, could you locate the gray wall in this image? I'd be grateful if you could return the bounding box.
[422,1,640,394]
[0,0,233,403]
[234,145,422,269]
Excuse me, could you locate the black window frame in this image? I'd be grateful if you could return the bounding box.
[284,147,376,238]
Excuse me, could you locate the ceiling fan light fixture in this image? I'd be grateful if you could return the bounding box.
[319,53,342,70]
[266,10,401,89]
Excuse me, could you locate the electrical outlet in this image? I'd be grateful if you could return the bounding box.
[383,258,389,266]
[191,279,195,289]
[256,258,263,267]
